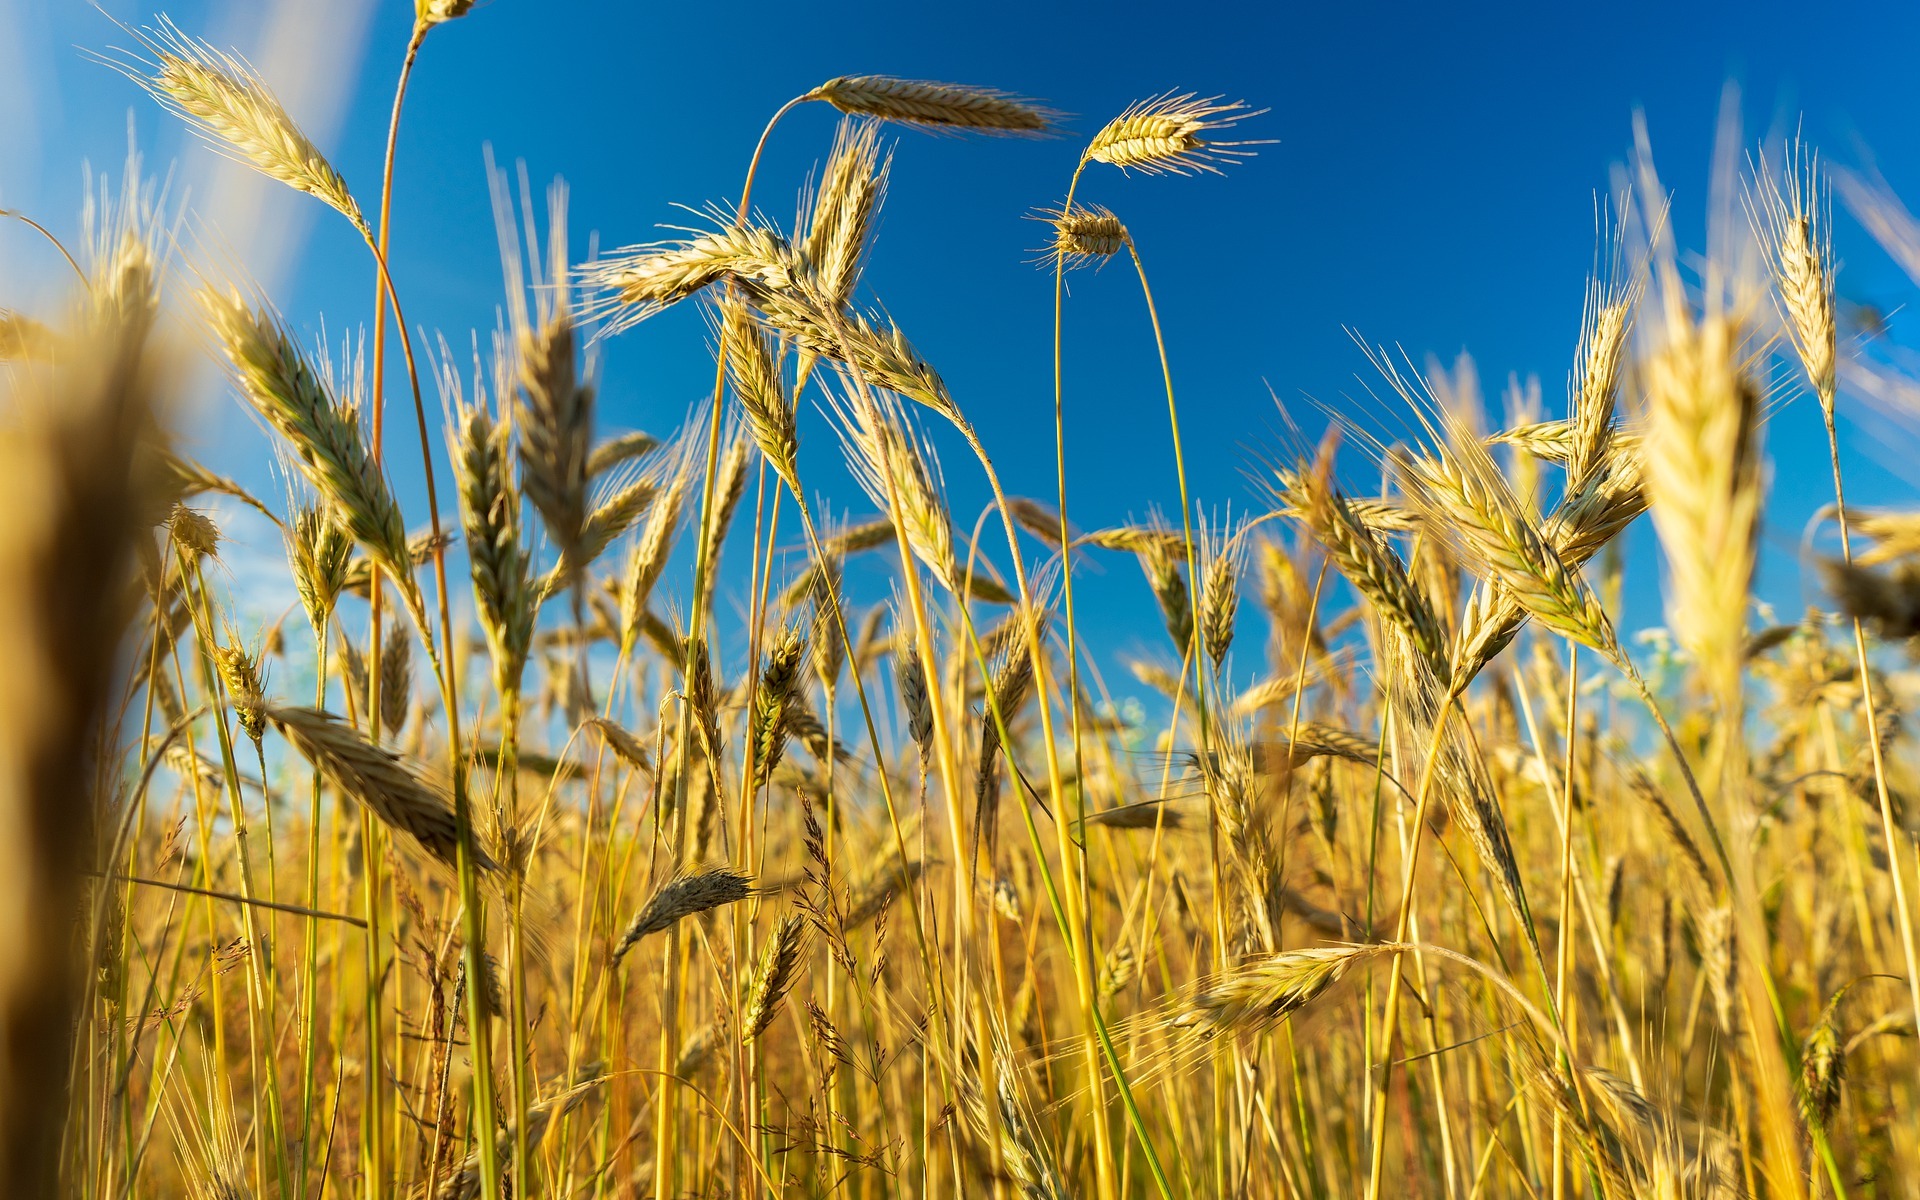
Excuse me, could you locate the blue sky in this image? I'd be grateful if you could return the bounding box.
[6,0,1920,682]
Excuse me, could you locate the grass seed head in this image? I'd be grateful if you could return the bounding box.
[126,19,364,230]
[807,75,1054,135]
[740,913,808,1041]
[612,866,756,966]
[1085,93,1264,176]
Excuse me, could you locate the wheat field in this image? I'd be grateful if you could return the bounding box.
[2,6,1919,1199]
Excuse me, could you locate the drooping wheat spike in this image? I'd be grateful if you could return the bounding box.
[611,866,756,966]
[1174,944,1389,1037]
[120,19,364,231]
[584,716,651,775]
[1752,140,1837,407]
[212,633,267,744]
[284,496,353,630]
[740,913,808,1042]
[541,471,658,597]
[1084,93,1264,176]
[444,357,536,699]
[1083,801,1184,831]
[721,301,800,492]
[835,390,957,589]
[800,119,892,311]
[1132,527,1195,655]
[588,429,660,477]
[675,1018,727,1078]
[1283,461,1449,676]
[580,223,797,335]
[749,624,808,796]
[1036,205,1131,271]
[746,282,963,429]
[806,75,1054,135]
[1395,366,1623,667]
[1641,304,1763,699]
[167,503,222,563]
[269,705,495,874]
[201,288,419,618]
[1821,557,1920,639]
[1007,496,1073,546]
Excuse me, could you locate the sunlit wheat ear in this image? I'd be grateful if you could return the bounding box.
[611,866,757,966]
[1641,306,1764,698]
[494,176,595,578]
[748,623,808,796]
[268,705,494,874]
[1282,459,1449,675]
[1393,360,1623,666]
[201,288,418,617]
[441,348,535,698]
[212,629,267,744]
[583,716,650,774]
[1173,944,1389,1038]
[832,388,956,589]
[1567,285,1636,492]
[115,18,364,231]
[284,492,353,629]
[806,75,1055,135]
[801,119,891,312]
[718,302,800,493]
[167,503,222,562]
[740,913,807,1042]
[1198,512,1250,671]
[1084,93,1266,176]
[1750,139,1837,405]
[579,222,796,335]
[743,279,963,428]
[1033,205,1131,271]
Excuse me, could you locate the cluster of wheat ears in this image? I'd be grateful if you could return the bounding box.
[4,5,1920,1199]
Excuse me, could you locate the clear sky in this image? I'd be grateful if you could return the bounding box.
[6,0,1920,677]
